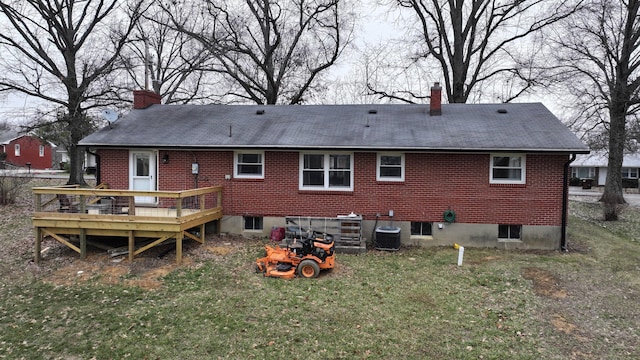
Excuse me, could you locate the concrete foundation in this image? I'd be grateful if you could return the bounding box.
[219,215,562,250]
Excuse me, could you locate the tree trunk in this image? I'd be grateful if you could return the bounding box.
[600,104,626,204]
[66,96,87,186]
[450,0,467,104]
[67,144,86,186]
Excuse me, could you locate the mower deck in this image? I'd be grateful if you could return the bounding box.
[256,233,336,279]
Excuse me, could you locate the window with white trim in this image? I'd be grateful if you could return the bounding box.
[14,144,20,156]
[244,216,263,231]
[490,154,526,184]
[498,224,521,241]
[572,167,595,179]
[234,151,264,178]
[377,153,404,181]
[39,145,45,157]
[300,152,353,190]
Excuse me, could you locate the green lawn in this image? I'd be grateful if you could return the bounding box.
[0,196,639,359]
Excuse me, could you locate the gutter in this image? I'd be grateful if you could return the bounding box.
[77,143,591,154]
[561,153,577,252]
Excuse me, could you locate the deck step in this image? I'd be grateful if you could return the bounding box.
[335,245,367,254]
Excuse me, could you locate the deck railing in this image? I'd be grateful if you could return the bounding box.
[32,185,224,264]
[32,185,223,219]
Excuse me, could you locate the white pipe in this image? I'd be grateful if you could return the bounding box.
[457,246,464,266]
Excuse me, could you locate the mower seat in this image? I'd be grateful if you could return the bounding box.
[298,237,314,256]
[312,234,334,244]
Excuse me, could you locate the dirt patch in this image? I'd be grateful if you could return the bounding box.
[522,267,567,299]
[550,314,592,359]
[204,245,234,256]
[44,254,172,291]
[39,235,246,290]
[564,237,592,254]
[551,314,577,335]
[524,268,594,354]
[125,263,178,290]
[322,261,351,279]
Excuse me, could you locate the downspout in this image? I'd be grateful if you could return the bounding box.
[561,153,577,252]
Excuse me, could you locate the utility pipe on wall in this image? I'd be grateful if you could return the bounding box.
[561,153,577,252]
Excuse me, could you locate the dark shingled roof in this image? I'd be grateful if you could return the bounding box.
[79,103,589,153]
[0,128,23,144]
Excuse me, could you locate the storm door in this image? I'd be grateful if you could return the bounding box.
[129,150,157,204]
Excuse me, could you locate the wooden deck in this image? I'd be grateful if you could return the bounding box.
[32,185,223,264]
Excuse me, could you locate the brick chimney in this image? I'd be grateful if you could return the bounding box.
[429,82,442,116]
[133,90,161,109]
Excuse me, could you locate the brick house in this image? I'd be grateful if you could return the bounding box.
[0,128,54,170]
[78,88,589,250]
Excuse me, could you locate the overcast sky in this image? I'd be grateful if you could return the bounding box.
[0,1,399,122]
[0,1,561,123]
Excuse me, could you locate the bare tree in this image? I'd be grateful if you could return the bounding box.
[0,0,146,185]
[555,0,640,210]
[118,5,218,105]
[370,0,582,103]
[163,0,354,105]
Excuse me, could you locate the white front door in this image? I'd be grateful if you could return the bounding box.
[129,150,157,204]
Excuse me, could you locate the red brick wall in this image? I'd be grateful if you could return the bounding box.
[4,136,52,169]
[97,149,568,226]
[98,149,129,188]
[133,90,162,109]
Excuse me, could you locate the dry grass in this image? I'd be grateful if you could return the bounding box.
[0,178,639,359]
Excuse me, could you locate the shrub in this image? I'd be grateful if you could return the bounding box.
[0,174,32,205]
[622,178,638,188]
[569,177,581,186]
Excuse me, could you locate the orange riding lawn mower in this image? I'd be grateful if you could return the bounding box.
[255,224,335,279]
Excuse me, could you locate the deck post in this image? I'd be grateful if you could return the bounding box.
[34,194,42,212]
[128,196,135,215]
[176,232,183,265]
[79,195,86,214]
[128,230,134,262]
[79,229,87,259]
[35,227,42,264]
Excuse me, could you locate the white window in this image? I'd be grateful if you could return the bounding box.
[622,167,638,179]
[411,222,432,236]
[14,144,20,156]
[490,154,526,184]
[234,151,264,179]
[572,167,595,179]
[39,145,45,157]
[300,152,353,191]
[244,216,263,231]
[498,224,521,241]
[377,153,404,181]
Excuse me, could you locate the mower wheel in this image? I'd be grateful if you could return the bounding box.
[297,259,320,278]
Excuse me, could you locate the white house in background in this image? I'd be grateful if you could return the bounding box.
[56,148,96,171]
[571,152,640,186]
